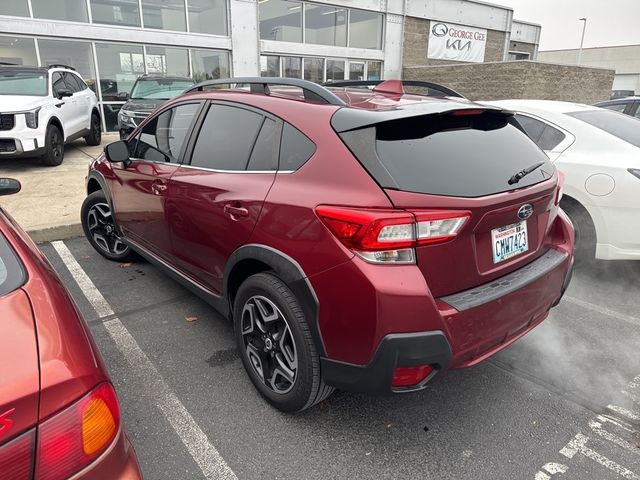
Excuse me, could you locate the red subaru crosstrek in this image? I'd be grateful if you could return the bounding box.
[81,78,574,412]
[0,178,141,478]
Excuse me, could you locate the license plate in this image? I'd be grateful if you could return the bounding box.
[491,221,528,264]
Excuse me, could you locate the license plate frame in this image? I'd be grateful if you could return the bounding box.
[491,220,529,264]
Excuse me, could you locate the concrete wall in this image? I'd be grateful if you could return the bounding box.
[403,61,615,104]
[403,17,507,67]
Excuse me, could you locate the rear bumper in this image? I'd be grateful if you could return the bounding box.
[320,247,573,394]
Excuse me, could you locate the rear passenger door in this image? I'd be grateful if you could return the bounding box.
[166,102,280,294]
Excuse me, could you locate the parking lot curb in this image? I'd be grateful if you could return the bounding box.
[28,223,83,244]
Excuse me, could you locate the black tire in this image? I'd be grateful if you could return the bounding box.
[41,124,64,166]
[561,198,596,262]
[84,113,102,146]
[81,191,136,262]
[234,272,334,412]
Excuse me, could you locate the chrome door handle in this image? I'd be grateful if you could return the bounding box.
[151,181,167,195]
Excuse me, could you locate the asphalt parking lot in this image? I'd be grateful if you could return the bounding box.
[42,237,640,480]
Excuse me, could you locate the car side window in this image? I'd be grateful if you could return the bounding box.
[64,73,86,92]
[601,103,627,113]
[515,114,566,151]
[51,72,66,97]
[190,104,264,171]
[131,103,200,163]
[279,123,316,171]
[634,103,640,119]
[246,118,279,171]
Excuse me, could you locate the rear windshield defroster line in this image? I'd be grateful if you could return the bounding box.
[0,233,26,297]
[339,110,555,198]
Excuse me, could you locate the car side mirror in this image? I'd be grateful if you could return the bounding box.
[105,141,130,163]
[117,91,129,101]
[0,178,21,196]
[57,88,73,99]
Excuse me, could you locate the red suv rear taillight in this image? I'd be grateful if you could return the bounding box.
[36,382,121,480]
[316,206,470,264]
[0,429,35,480]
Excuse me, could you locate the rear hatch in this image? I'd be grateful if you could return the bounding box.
[337,107,559,297]
[0,233,38,448]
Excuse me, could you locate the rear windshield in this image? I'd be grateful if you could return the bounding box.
[340,111,554,197]
[0,233,25,297]
[567,109,640,148]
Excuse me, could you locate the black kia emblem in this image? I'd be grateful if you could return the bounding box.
[517,204,533,220]
[432,23,448,37]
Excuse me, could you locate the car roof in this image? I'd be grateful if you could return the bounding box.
[596,97,638,104]
[180,78,499,132]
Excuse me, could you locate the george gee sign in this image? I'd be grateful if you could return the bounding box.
[428,21,487,63]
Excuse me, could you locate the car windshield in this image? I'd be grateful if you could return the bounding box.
[130,79,194,100]
[567,109,640,148]
[0,233,25,297]
[0,71,48,96]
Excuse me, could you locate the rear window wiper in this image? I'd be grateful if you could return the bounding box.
[508,162,545,185]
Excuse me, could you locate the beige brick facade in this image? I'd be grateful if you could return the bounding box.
[403,61,615,104]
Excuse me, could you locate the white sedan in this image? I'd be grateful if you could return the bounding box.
[482,100,640,261]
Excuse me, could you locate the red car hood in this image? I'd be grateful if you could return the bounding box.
[0,288,39,445]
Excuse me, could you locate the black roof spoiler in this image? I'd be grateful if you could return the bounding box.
[323,80,466,99]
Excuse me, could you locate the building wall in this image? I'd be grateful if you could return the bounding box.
[404,61,615,104]
[508,41,537,59]
[402,17,508,67]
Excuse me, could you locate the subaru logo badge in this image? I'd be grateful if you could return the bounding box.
[517,204,533,220]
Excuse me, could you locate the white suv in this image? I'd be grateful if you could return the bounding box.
[0,64,101,166]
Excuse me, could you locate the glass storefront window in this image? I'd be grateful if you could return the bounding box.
[96,43,144,100]
[260,55,280,77]
[282,57,301,78]
[38,39,97,92]
[326,60,345,82]
[349,10,383,50]
[31,0,89,23]
[303,58,324,83]
[142,0,186,31]
[0,0,29,17]
[91,0,141,27]
[367,61,382,80]
[191,49,230,82]
[0,36,37,66]
[102,103,123,132]
[145,46,189,77]
[304,4,347,47]
[188,0,227,36]
[349,62,365,80]
[259,0,302,43]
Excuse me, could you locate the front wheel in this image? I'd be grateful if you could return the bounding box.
[234,273,334,412]
[81,191,136,262]
[41,124,64,166]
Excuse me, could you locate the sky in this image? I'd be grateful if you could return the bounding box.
[495,0,640,51]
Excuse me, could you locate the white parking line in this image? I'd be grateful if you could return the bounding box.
[563,296,640,327]
[51,241,237,480]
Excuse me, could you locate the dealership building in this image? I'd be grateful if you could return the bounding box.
[0,0,540,131]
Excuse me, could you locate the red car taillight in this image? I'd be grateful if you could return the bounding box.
[0,429,35,480]
[36,383,120,480]
[391,365,434,387]
[316,206,470,264]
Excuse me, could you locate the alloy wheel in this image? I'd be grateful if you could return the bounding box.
[51,130,63,161]
[92,116,101,143]
[86,202,128,256]
[241,295,298,394]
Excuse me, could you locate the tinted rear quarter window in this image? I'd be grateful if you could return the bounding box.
[341,111,555,197]
[279,124,316,171]
[568,109,640,148]
[0,233,25,297]
[247,118,279,171]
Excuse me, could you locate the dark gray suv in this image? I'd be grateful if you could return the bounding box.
[116,74,194,139]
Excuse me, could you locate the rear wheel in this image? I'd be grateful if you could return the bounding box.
[84,113,102,146]
[41,124,64,166]
[561,198,596,262]
[81,190,136,262]
[234,273,334,412]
